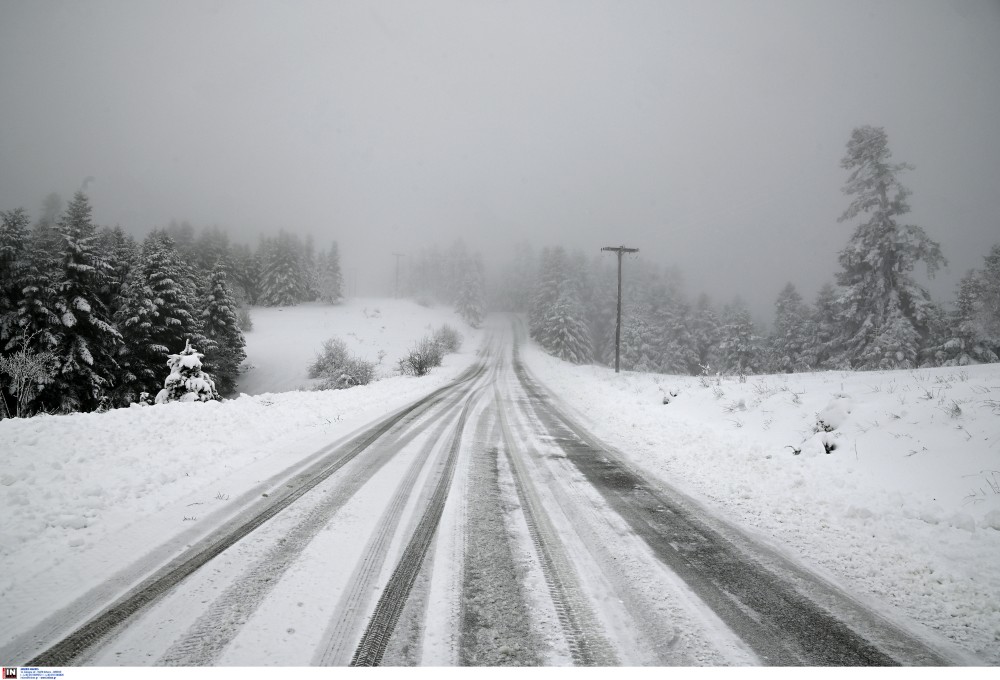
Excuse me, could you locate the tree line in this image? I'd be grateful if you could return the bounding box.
[0,192,346,417]
[501,126,1000,375]
[403,239,486,328]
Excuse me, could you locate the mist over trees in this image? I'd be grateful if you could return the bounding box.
[403,239,486,328]
[0,192,346,417]
[502,126,1000,376]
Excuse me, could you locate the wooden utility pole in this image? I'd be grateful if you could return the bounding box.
[601,245,639,373]
[392,253,405,298]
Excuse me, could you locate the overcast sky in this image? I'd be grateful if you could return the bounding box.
[1,0,998,317]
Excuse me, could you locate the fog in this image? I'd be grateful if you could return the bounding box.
[2,0,998,318]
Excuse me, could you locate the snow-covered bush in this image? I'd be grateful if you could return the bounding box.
[308,337,376,389]
[399,336,443,376]
[433,324,463,353]
[155,339,220,404]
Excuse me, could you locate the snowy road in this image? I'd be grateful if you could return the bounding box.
[10,320,966,666]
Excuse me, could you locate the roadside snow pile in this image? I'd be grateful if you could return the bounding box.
[239,298,473,395]
[0,299,481,640]
[521,345,1000,663]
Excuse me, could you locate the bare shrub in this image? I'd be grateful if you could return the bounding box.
[399,336,443,376]
[433,324,463,353]
[309,337,377,389]
[0,332,55,418]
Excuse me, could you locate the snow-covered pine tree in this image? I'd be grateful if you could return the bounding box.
[303,234,319,301]
[200,264,247,396]
[833,126,946,370]
[0,208,32,347]
[587,257,618,367]
[317,241,345,304]
[931,246,1000,365]
[95,226,138,319]
[690,293,722,372]
[649,269,699,375]
[976,244,1000,357]
[618,298,657,372]
[530,247,561,340]
[229,243,261,305]
[768,282,810,373]
[800,283,841,369]
[455,253,485,328]
[529,247,592,363]
[114,231,204,405]
[259,232,307,306]
[46,192,122,412]
[155,339,220,403]
[719,297,761,377]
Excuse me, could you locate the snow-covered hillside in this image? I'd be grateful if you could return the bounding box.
[0,299,482,648]
[238,299,474,395]
[521,345,1000,663]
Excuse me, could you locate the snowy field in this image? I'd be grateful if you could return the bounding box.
[520,345,1000,663]
[238,298,474,395]
[0,299,482,650]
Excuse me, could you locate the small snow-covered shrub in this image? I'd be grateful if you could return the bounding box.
[433,324,463,353]
[399,336,443,376]
[309,337,376,389]
[155,340,220,404]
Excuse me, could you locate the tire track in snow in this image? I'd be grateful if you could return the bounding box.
[458,406,541,666]
[509,318,945,666]
[349,383,487,666]
[494,382,619,666]
[311,411,457,665]
[158,398,464,666]
[22,338,495,667]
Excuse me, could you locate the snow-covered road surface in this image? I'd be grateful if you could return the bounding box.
[2,319,979,666]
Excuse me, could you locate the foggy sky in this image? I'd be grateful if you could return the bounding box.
[2,0,999,319]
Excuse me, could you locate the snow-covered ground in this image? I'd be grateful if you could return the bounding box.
[238,298,472,395]
[0,299,482,651]
[520,344,1000,663]
[3,303,999,664]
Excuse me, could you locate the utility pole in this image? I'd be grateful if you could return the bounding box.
[392,253,405,298]
[601,245,639,373]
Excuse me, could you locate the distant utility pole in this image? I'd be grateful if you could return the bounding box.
[601,244,639,373]
[392,253,405,298]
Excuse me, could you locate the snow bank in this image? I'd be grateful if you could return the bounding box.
[521,346,1000,663]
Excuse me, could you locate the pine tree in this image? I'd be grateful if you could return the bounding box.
[200,264,247,396]
[0,208,32,347]
[768,283,810,373]
[259,232,307,306]
[45,192,122,412]
[455,253,485,328]
[801,283,841,369]
[691,293,722,372]
[530,248,561,339]
[229,243,261,305]
[977,244,1000,356]
[95,226,138,318]
[317,241,345,304]
[834,126,946,370]
[530,247,592,363]
[719,298,761,377]
[114,231,203,404]
[155,339,220,403]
